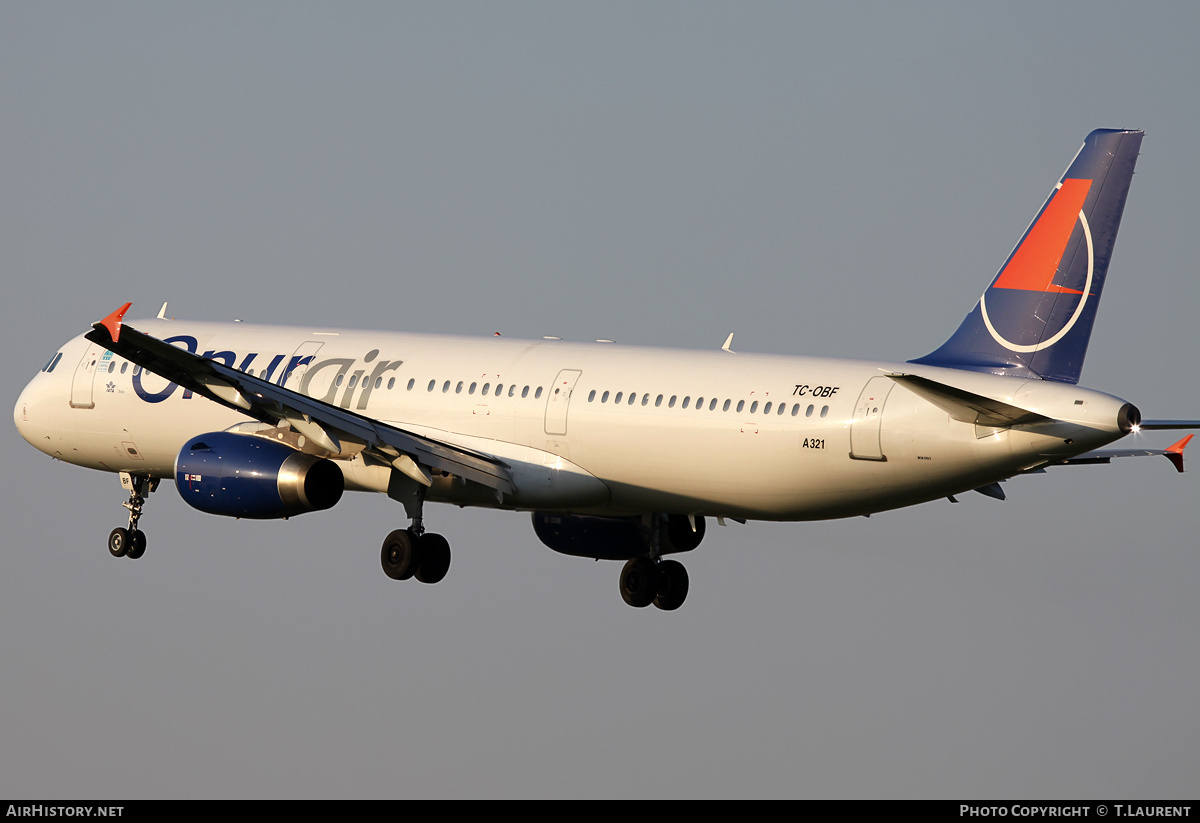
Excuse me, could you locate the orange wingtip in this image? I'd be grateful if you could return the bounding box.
[1167,434,1193,454]
[98,302,133,343]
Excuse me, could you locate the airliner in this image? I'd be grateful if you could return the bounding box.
[13,129,1197,610]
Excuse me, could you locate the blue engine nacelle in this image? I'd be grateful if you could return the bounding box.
[175,432,344,519]
[531,513,705,560]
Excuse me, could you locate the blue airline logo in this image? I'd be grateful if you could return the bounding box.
[132,335,403,410]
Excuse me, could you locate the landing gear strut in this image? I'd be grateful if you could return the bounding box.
[108,473,157,560]
[379,478,452,585]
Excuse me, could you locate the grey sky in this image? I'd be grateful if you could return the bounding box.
[3,2,1198,798]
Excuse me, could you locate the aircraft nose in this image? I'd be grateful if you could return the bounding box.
[14,376,40,444]
[14,369,63,452]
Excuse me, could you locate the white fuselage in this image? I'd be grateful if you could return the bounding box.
[15,318,1133,521]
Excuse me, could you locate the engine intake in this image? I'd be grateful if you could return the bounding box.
[175,432,343,519]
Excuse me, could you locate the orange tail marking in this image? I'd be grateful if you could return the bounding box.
[992,178,1092,294]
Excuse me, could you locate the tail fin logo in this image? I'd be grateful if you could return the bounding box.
[979,179,1095,353]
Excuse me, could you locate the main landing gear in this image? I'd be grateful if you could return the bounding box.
[617,514,703,610]
[380,470,455,585]
[108,473,158,560]
[380,526,452,584]
[619,556,690,611]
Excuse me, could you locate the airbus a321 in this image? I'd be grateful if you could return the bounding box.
[14,129,1197,610]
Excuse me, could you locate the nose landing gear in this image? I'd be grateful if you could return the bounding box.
[107,473,157,560]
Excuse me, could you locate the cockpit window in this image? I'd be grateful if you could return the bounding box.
[42,352,63,373]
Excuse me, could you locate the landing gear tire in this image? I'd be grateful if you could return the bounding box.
[414,533,451,584]
[108,527,129,558]
[126,530,147,560]
[381,529,417,580]
[653,559,689,611]
[620,557,659,608]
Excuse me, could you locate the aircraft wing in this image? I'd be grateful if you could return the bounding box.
[1034,435,1193,473]
[84,303,515,495]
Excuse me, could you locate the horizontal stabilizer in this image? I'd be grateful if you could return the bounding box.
[1138,420,1200,430]
[885,373,1053,427]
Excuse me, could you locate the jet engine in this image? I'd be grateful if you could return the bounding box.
[175,432,343,519]
[532,512,705,559]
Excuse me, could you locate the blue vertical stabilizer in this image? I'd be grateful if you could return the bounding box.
[911,129,1143,384]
